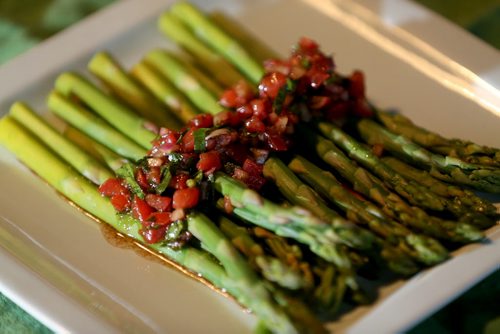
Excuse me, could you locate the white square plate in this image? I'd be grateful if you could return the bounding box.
[0,0,498,333]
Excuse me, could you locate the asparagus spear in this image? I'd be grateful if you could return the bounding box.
[9,102,113,185]
[316,121,445,211]
[213,173,353,270]
[0,115,229,291]
[169,2,264,84]
[317,121,496,227]
[187,213,300,334]
[130,60,200,123]
[64,126,128,172]
[376,110,500,167]
[47,91,148,161]
[88,52,183,129]
[289,156,483,243]
[219,216,306,290]
[158,11,246,88]
[54,72,157,149]
[357,118,500,193]
[143,49,222,114]
[2,109,314,334]
[264,156,423,272]
[382,157,497,227]
[208,11,279,64]
[299,126,484,244]
[263,157,375,251]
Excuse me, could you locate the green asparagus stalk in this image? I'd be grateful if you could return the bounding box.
[54,72,156,149]
[158,11,246,88]
[382,157,497,227]
[169,2,264,84]
[263,157,375,250]
[289,156,483,243]
[0,115,229,291]
[143,49,223,114]
[299,126,484,244]
[88,52,182,129]
[208,11,279,64]
[187,213,300,334]
[47,91,148,161]
[376,110,500,167]
[357,118,500,193]
[251,227,316,290]
[130,61,200,123]
[317,121,445,211]
[64,126,128,172]
[9,102,113,185]
[219,216,306,290]
[317,121,496,227]
[2,109,313,334]
[213,173,353,270]
[263,158,423,273]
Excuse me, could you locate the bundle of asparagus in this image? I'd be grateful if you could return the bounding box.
[0,2,498,333]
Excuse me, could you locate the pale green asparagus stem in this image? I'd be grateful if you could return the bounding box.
[64,126,128,172]
[187,213,300,334]
[0,115,229,291]
[158,12,246,88]
[144,49,223,114]
[88,51,182,129]
[263,157,375,251]
[54,72,156,149]
[9,102,113,185]
[130,61,200,123]
[169,2,264,84]
[47,91,148,161]
[219,216,306,290]
[208,11,279,64]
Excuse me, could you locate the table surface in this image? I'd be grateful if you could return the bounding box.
[0,0,499,333]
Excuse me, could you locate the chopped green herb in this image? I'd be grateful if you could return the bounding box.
[116,163,145,199]
[193,128,210,152]
[156,165,172,194]
[168,152,183,163]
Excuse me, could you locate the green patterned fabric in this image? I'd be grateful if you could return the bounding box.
[0,0,498,333]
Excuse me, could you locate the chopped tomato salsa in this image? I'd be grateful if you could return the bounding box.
[99,37,371,245]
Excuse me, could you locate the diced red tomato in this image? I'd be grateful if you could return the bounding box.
[219,89,239,108]
[242,158,263,176]
[141,226,167,244]
[197,151,222,173]
[213,110,240,127]
[170,173,189,190]
[132,196,154,222]
[245,174,267,190]
[136,169,150,191]
[298,37,319,54]
[245,116,266,133]
[145,194,172,212]
[147,211,172,226]
[249,99,268,120]
[99,178,128,197]
[110,194,130,212]
[259,72,287,99]
[181,128,195,152]
[349,70,365,99]
[173,187,200,209]
[189,114,214,129]
[264,131,289,151]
